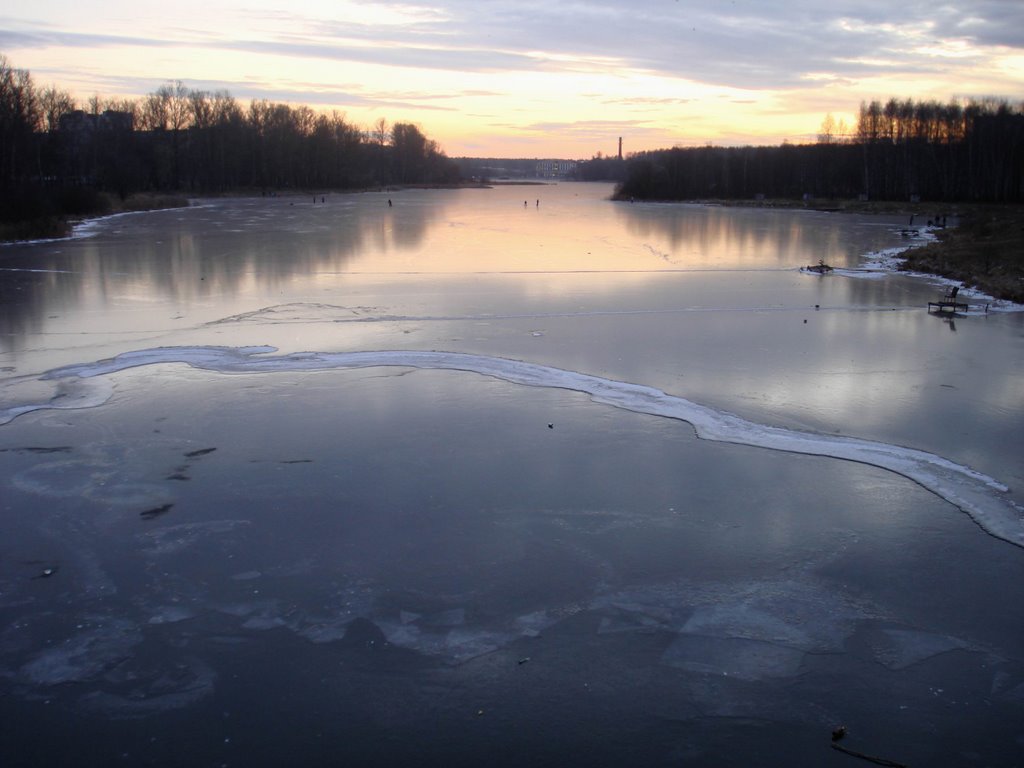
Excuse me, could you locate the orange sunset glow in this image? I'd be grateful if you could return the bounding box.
[3,1,1024,157]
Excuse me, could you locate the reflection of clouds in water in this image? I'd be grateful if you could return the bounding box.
[0,193,440,353]
[204,302,384,326]
[614,205,901,269]
[1,343,1020,722]
[13,345,1021,548]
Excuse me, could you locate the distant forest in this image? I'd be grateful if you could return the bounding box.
[5,48,1024,235]
[0,55,459,228]
[604,98,1024,203]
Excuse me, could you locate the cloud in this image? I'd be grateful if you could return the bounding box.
[344,0,1023,89]
[0,27,177,51]
[598,95,695,107]
[3,0,1022,156]
[929,1,1024,48]
[5,1,1024,93]
[516,118,666,141]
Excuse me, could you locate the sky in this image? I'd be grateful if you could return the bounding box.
[2,0,1024,158]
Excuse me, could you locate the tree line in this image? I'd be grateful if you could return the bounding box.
[606,97,1024,203]
[0,55,460,228]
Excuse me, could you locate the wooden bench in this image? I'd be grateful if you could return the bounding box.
[928,285,969,314]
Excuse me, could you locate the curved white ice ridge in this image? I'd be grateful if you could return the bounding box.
[6,344,1022,548]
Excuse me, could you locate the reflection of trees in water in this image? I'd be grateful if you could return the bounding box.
[0,269,41,353]
[0,196,440,355]
[612,204,902,269]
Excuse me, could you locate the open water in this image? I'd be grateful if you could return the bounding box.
[1,182,1022,766]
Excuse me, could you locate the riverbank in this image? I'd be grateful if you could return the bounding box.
[897,206,1024,304]
[0,191,190,243]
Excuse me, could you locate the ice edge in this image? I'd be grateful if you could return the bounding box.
[5,344,1021,549]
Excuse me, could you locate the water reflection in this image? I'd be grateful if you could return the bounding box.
[0,184,934,365]
[2,186,1022,768]
[612,201,908,270]
[0,193,439,356]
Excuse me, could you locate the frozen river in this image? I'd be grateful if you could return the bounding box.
[1,183,1022,766]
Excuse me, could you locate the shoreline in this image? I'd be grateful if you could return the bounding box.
[895,206,1024,304]
[859,243,1024,313]
[0,192,191,245]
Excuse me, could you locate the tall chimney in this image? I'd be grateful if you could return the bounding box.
[618,137,623,160]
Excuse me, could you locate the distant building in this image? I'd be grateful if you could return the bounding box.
[55,110,135,186]
[99,110,133,132]
[58,110,134,134]
[535,159,577,179]
[57,110,94,133]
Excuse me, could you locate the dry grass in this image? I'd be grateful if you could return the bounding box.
[900,206,1024,303]
[114,192,191,213]
[0,216,69,241]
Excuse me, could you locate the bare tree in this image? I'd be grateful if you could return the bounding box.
[189,90,213,130]
[164,80,192,132]
[104,97,140,127]
[0,58,43,184]
[142,89,169,131]
[211,90,241,126]
[817,113,837,144]
[39,85,75,131]
[373,117,388,146]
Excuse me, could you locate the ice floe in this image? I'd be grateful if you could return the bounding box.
[660,635,806,681]
[863,627,970,670]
